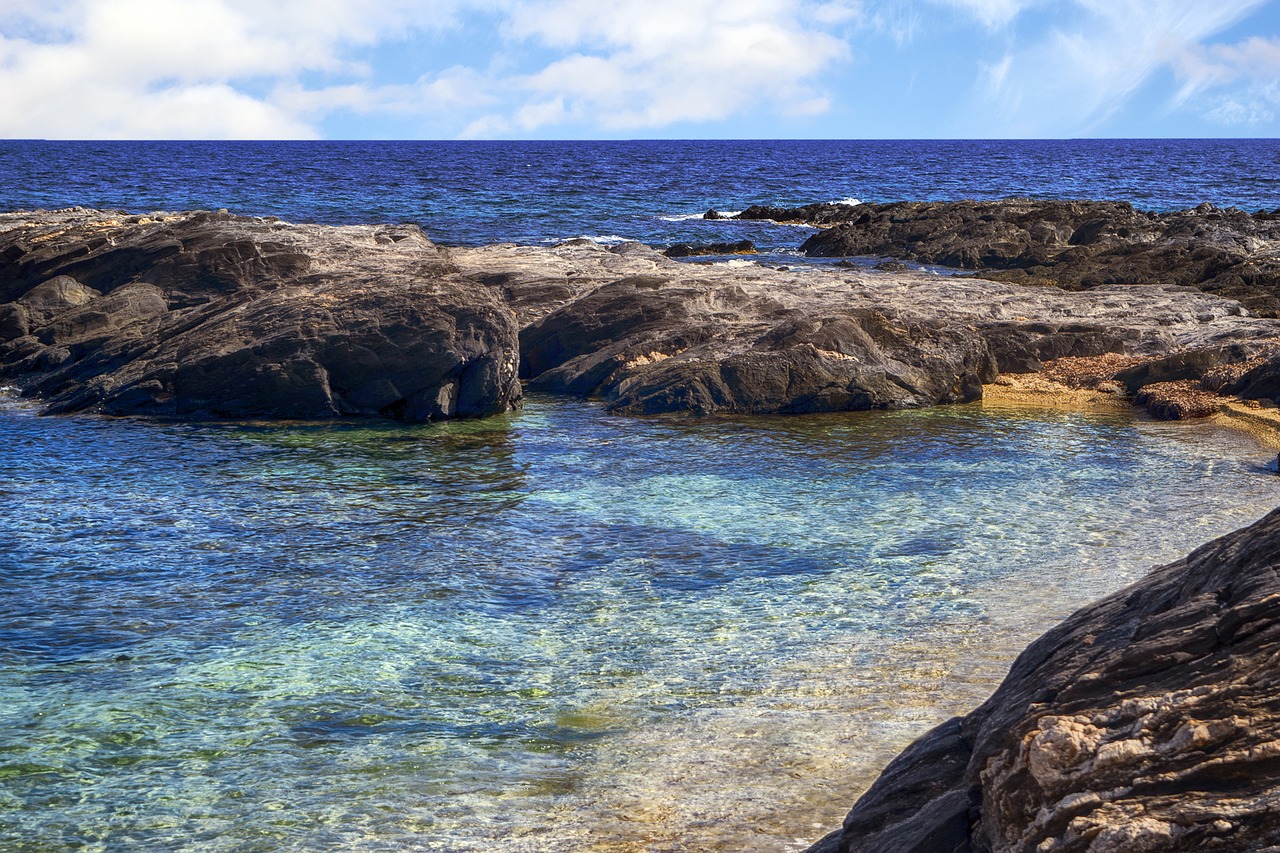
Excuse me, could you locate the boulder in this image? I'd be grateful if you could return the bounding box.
[662,240,756,258]
[0,210,521,421]
[517,272,997,415]
[808,507,1280,853]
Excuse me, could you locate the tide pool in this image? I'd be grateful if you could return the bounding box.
[1,393,1276,852]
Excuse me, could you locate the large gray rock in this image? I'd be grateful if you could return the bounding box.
[807,507,1280,853]
[449,240,1280,416]
[518,274,996,414]
[4,210,1280,421]
[0,209,521,420]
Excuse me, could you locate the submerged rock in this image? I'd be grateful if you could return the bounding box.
[807,507,1280,853]
[0,209,521,420]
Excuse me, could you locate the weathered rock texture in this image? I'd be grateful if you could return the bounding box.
[0,209,521,420]
[727,200,1280,317]
[451,240,1280,416]
[5,208,1280,421]
[807,507,1280,853]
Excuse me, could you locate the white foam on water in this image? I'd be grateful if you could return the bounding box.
[657,213,706,222]
[542,234,635,246]
[834,197,862,206]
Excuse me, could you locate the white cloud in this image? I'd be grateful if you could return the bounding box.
[471,0,853,132]
[0,0,855,138]
[1204,91,1277,126]
[0,0,469,138]
[0,0,1274,139]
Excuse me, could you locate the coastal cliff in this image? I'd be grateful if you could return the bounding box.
[806,506,1280,853]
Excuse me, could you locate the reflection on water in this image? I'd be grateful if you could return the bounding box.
[1,393,1276,852]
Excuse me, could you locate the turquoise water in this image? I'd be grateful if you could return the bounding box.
[2,393,1277,852]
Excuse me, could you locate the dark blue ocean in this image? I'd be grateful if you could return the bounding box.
[2,139,1279,252]
[3,140,1280,852]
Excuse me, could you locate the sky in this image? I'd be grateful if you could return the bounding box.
[0,0,1278,140]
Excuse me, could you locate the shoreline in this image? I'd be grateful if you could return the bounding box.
[982,372,1280,452]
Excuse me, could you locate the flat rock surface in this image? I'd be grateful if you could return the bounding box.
[807,506,1280,853]
[732,200,1280,318]
[0,209,521,420]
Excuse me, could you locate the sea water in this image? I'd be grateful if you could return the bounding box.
[3,139,1280,851]
[2,391,1277,852]
[2,139,1278,253]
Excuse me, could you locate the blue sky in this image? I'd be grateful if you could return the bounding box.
[1,0,1277,139]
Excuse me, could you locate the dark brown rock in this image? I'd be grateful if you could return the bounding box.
[662,239,756,258]
[518,273,997,415]
[1133,380,1222,419]
[793,200,1280,317]
[448,238,1280,417]
[1111,344,1270,393]
[809,507,1280,853]
[0,210,521,421]
[1227,352,1280,405]
[733,202,869,226]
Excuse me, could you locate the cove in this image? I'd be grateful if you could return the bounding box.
[1,392,1276,852]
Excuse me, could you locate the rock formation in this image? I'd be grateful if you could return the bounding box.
[0,209,521,420]
[662,239,756,258]
[806,506,1280,853]
[721,199,1280,317]
[4,207,1280,421]
[450,239,1280,416]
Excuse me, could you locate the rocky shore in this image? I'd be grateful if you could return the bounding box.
[4,203,1280,850]
[0,209,521,420]
[6,205,1279,422]
[719,199,1280,318]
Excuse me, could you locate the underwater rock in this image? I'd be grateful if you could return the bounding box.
[807,506,1280,853]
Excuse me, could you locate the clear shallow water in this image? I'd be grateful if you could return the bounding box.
[2,392,1277,852]
[2,139,1278,254]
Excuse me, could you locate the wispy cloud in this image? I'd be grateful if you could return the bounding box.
[964,0,1269,135]
[1171,35,1280,126]
[930,0,1041,29]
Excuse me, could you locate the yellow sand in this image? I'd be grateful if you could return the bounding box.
[983,374,1280,451]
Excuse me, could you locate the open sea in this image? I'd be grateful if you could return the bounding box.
[3,139,1280,852]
